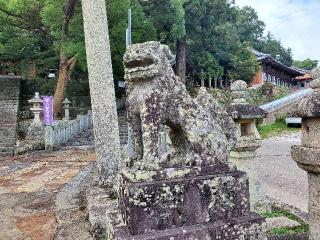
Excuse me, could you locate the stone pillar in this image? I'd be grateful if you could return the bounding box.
[62,98,71,120]
[45,126,54,151]
[227,80,267,211]
[208,77,212,88]
[82,0,121,187]
[291,70,320,239]
[200,69,205,87]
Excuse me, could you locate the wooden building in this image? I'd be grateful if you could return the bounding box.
[295,72,313,89]
[250,50,304,88]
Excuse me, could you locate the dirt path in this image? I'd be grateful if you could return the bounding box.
[255,131,308,212]
[0,150,95,240]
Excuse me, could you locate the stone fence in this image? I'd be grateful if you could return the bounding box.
[45,111,93,151]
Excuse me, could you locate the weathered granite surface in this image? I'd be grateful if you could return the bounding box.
[104,42,266,239]
[0,76,21,158]
[227,80,267,211]
[291,77,320,240]
[82,0,121,187]
[125,42,231,172]
[311,66,320,79]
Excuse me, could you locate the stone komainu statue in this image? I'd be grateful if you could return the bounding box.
[124,41,236,170]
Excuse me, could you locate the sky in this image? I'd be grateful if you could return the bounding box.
[236,0,320,61]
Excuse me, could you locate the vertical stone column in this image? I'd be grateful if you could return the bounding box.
[81,0,121,187]
[291,71,320,239]
[62,98,71,120]
[227,80,267,211]
[200,69,205,87]
[45,126,54,151]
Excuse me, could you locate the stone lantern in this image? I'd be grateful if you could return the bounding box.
[28,92,43,125]
[227,80,267,159]
[62,98,71,120]
[227,80,267,210]
[291,69,320,239]
[28,92,44,138]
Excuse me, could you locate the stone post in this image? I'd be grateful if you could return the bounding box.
[82,0,121,187]
[62,98,71,120]
[208,77,212,88]
[291,70,320,239]
[227,80,267,211]
[45,126,54,151]
[200,69,205,87]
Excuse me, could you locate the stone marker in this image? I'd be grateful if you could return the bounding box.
[62,98,71,120]
[291,71,320,240]
[106,42,266,239]
[81,0,121,187]
[226,80,267,211]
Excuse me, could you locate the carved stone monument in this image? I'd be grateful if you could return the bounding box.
[106,42,266,239]
[291,69,320,240]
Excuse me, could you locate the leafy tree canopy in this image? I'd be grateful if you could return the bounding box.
[293,58,319,70]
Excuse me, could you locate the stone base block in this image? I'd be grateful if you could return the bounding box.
[119,169,251,235]
[230,150,257,159]
[109,213,266,240]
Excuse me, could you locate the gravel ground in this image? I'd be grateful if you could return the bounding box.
[254,131,308,212]
[0,149,95,240]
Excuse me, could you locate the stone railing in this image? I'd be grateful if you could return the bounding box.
[45,111,93,150]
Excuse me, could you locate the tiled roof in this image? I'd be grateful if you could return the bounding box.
[252,49,303,76]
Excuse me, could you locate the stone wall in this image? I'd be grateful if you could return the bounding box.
[0,76,21,157]
[263,102,297,125]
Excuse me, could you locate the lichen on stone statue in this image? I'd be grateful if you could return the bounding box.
[124,41,236,172]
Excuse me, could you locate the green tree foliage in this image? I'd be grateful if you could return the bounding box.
[141,0,185,49]
[184,0,259,84]
[107,0,156,82]
[254,32,293,66]
[0,0,55,75]
[233,6,293,67]
[293,59,318,70]
[234,6,265,44]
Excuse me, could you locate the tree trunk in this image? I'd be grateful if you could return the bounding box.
[175,37,186,84]
[53,50,77,117]
[214,77,217,88]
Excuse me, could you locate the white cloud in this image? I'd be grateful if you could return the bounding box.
[236,0,320,61]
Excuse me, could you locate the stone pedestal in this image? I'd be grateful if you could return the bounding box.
[291,74,320,240]
[107,166,266,239]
